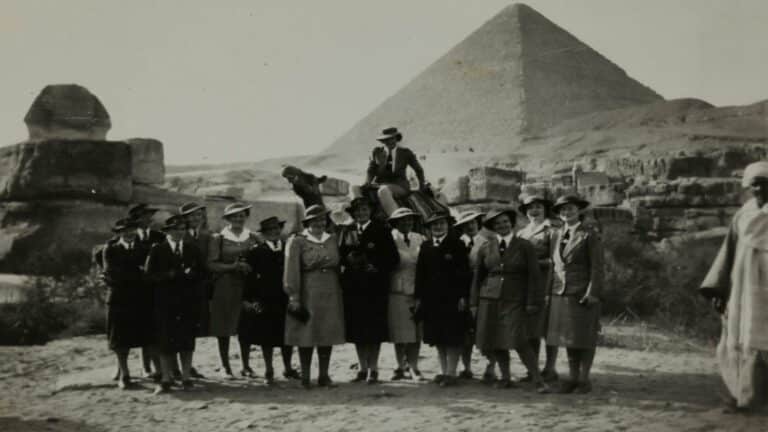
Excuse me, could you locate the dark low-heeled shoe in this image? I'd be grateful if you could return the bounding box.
[481,372,497,385]
[517,374,533,383]
[350,371,367,383]
[391,368,407,381]
[541,369,559,383]
[153,381,172,395]
[439,376,458,387]
[182,379,194,390]
[367,371,380,385]
[148,372,162,383]
[240,368,256,379]
[432,374,446,384]
[117,377,135,390]
[558,380,580,394]
[575,381,592,394]
[265,371,275,385]
[190,367,205,379]
[301,378,312,389]
[318,376,337,388]
[172,370,183,381]
[494,378,517,389]
[458,370,474,380]
[283,369,301,380]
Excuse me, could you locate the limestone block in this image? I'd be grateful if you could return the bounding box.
[0,140,132,202]
[24,84,111,141]
[126,138,164,184]
[319,177,350,196]
[467,167,523,202]
[441,175,470,205]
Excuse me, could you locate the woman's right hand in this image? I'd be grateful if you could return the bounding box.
[288,300,302,311]
[711,297,726,315]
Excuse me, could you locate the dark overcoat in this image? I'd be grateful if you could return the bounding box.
[240,241,289,346]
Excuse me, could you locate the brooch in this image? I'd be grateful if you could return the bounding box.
[444,253,453,261]
[367,242,375,249]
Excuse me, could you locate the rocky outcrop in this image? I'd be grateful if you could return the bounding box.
[126,138,164,185]
[0,140,133,203]
[467,167,524,202]
[24,84,111,141]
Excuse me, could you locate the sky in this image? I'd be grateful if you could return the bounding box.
[1,0,767,165]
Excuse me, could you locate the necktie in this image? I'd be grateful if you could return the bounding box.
[173,242,181,256]
[499,239,507,255]
[404,233,410,247]
[385,151,393,172]
[469,238,474,249]
[560,230,570,255]
[192,229,198,239]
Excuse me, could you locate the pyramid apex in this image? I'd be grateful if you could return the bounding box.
[499,2,536,15]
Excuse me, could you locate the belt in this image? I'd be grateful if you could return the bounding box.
[306,267,336,274]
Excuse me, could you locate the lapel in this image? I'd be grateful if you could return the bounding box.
[562,225,587,260]
[495,236,521,265]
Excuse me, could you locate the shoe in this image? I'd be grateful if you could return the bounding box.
[458,370,474,380]
[391,368,407,381]
[318,375,337,388]
[536,382,552,394]
[541,369,559,383]
[112,369,121,382]
[350,371,367,383]
[517,374,533,383]
[432,374,446,384]
[182,380,194,390]
[481,372,497,385]
[411,370,426,383]
[222,369,236,380]
[265,371,275,385]
[575,381,592,394]
[240,368,256,379]
[117,377,135,390]
[172,370,183,381]
[301,378,312,389]
[190,367,205,379]
[148,372,162,383]
[558,380,579,394]
[439,376,458,387]
[367,370,380,385]
[283,369,301,380]
[494,379,517,389]
[153,382,172,395]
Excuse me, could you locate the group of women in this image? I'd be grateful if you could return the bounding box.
[101,192,605,395]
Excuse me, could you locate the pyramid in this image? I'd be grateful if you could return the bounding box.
[327,3,662,157]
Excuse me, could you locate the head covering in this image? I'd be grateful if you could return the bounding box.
[162,215,186,231]
[345,197,374,215]
[518,194,552,214]
[128,203,158,218]
[376,127,403,143]
[112,218,140,233]
[223,203,252,218]
[388,207,418,222]
[454,210,484,228]
[552,194,590,213]
[742,161,768,188]
[302,205,331,224]
[258,216,286,232]
[482,209,517,230]
[179,202,206,216]
[424,212,451,226]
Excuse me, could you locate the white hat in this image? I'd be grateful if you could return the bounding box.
[742,161,768,188]
[454,210,484,227]
[388,207,418,221]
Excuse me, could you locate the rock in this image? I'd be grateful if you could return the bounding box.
[0,274,30,304]
[441,175,469,205]
[126,138,164,185]
[467,167,523,202]
[0,140,132,203]
[318,177,350,196]
[24,84,111,141]
[196,185,244,200]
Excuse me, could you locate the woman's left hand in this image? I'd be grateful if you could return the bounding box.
[579,294,600,307]
[458,298,467,312]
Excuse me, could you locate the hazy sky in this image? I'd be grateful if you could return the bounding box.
[2,0,767,165]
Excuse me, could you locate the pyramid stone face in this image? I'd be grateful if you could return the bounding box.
[328,3,662,156]
[24,84,111,141]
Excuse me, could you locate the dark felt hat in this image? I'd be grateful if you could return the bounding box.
[128,203,158,218]
[161,215,186,231]
[376,127,403,143]
[552,194,590,212]
[345,197,374,215]
[111,218,140,233]
[258,216,286,232]
[423,211,451,226]
[482,208,517,229]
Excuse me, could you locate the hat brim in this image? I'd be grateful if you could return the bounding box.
[223,205,253,218]
[424,213,451,225]
[482,210,517,229]
[454,213,484,227]
[258,221,286,232]
[303,210,331,223]
[552,200,589,212]
[389,212,418,222]
[180,205,206,216]
[376,133,402,142]
[518,199,552,214]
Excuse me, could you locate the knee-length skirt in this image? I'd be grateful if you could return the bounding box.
[475,298,527,351]
[285,270,345,347]
[546,296,601,349]
[208,273,244,337]
[388,293,421,344]
[239,301,287,347]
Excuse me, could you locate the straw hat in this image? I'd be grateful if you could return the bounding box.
[223,203,252,218]
[552,194,590,212]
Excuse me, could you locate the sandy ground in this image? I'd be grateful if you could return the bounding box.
[0,325,765,432]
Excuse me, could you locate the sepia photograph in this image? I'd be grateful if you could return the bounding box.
[0,1,767,431]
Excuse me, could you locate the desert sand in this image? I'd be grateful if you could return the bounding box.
[1,325,765,432]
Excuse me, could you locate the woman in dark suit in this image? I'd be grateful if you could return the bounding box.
[339,197,399,384]
[547,195,604,394]
[239,216,300,384]
[471,209,550,392]
[145,215,204,394]
[102,218,152,389]
[414,212,471,387]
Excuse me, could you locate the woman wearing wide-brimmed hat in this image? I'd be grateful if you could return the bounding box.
[284,204,346,388]
[415,212,472,387]
[339,197,399,384]
[207,203,259,379]
[387,208,426,382]
[145,215,205,394]
[453,209,488,381]
[238,216,300,384]
[547,194,604,394]
[102,217,153,389]
[471,209,550,392]
[517,194,559,383]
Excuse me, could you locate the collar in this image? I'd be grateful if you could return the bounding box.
[136,228,148,240]
[188,228,198,238]
[497,232,515,244]
[221,226,252,242]
[265,239,283,252]
[564,222,582,235]
[460,233,474,246]
[357,220,371,232]
[118,237,133,249]
[385,145,398,154]
[433,235,446,246]
[166,236,183,253]
[302,229,330,244]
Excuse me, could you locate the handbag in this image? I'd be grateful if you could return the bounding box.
[287,302,310,323]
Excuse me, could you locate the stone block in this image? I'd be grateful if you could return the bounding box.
[467,167,523,202]
[441,175,470,205]
[319,177,350,196]
[0,140,132,203]
[24,84,111,141]
[126,138,164,184]
[196,185,244,200]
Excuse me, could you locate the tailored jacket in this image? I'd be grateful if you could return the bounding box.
[366,146,425,191]
[550,224,604,298]
[470,236,544,308]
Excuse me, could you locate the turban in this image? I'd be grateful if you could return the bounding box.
[742,161,768,187]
